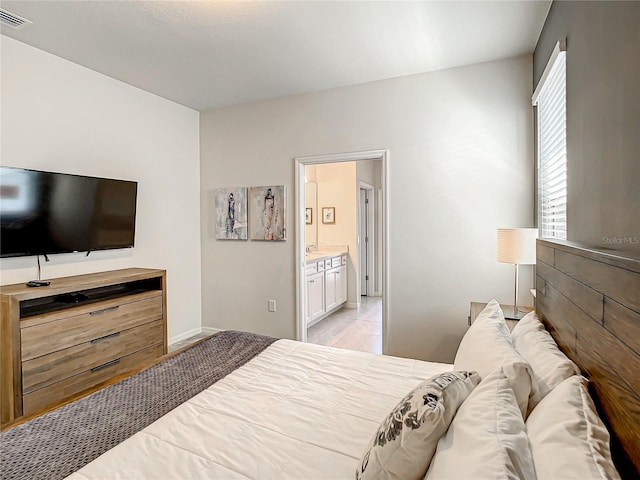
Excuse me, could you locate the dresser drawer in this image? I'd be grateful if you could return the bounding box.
[22,319,164,394]
[21,293,163,361]
[22,343,164,417]
[331,257,341,268]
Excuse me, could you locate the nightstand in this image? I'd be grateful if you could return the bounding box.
[468,302,534,331]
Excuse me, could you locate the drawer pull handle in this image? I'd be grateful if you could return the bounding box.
[91,332,121,344]
[91,358,121,372]
[90,305,119,316]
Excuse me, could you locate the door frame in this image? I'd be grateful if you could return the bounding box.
[294,149,389,353]
[359,181,376,298]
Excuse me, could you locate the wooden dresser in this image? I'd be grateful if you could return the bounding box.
[0,268,167,427]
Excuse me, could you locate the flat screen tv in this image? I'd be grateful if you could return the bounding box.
[0,167,137,258]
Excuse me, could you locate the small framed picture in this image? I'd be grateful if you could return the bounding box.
[305,208,313,225]
[322,207,335,224]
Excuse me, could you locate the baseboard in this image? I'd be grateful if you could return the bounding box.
[168,326,224,346]
[346,301,360,309]
[201,327,223,336]
[168,327,201,346]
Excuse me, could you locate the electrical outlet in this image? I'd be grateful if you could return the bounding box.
[268,299,276,312]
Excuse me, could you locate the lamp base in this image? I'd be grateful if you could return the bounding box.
[504,309,529,321]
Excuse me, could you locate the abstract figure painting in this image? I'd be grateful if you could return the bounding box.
[214,187,248,240]
[250,185,286,241]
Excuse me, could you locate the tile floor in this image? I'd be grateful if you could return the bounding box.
[307,296,382,354]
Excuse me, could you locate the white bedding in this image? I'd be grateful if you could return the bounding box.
[68,339,451,480]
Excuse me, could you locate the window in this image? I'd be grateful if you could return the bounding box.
[533,40,567,240]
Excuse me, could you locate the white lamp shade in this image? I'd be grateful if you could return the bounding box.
[497,228,538,265]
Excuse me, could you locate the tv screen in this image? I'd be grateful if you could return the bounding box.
[0,167,137,258]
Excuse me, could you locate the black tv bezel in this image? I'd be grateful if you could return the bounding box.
[0,166,138,258]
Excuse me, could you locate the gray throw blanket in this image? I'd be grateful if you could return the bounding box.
[0,330,277,480]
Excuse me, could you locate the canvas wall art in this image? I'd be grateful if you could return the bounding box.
[214,187,248,240]
[250,185,286,241]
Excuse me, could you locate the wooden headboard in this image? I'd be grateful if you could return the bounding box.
[535,239,640,478]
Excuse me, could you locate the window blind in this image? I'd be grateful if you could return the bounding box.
[534,43,567,240]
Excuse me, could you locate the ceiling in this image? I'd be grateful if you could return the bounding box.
[0,1,551,112]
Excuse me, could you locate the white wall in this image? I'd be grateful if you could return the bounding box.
[357,159,382,190]
[200,55,534,362]
[0,36,202,343]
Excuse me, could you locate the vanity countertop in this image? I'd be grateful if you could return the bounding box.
[306,251,347,261]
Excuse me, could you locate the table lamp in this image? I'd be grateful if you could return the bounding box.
[497,228,538,320]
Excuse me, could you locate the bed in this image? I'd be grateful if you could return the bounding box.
[1,239,638,479]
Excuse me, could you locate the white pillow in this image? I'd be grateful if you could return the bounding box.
[356,371,481,480]
[526,375,621,480]
[425,365,536,480]
[511,311,580,409]
[454,299,536,417]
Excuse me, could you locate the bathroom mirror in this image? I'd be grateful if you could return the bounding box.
[305,181,317,249]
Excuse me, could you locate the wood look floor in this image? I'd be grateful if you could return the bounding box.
[307,296,382,354]
[168,333,211,353]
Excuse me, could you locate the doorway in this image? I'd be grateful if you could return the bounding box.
[294,149,389,353]
[359,183,375,297]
